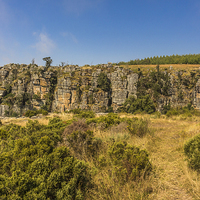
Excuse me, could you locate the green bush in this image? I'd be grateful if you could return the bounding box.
[0,119,92,199]
[184,134,200,171]
[120,95,155,114]
[108,141,152,183]
[76,110,95,119]
[164,104,200,117]
[86,113,150,137]
[25,109,48,118]
[25,110,37,118]
[69,108,82,114]
[69,109,96,119]
[166,109,179,117]
[127,118,149,137]
[37,109,48,115]
[86,113,121,128]
[63,120,101,158]
[106,106,114,113]
[32,92,41,101]
[97,72,111,92]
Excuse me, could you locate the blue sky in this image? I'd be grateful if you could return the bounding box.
[0,0,200,66]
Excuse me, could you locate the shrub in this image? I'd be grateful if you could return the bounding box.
[108,141,152,183]
[106,106,114,113]
[63,120,101,158]
[86,114,150,137]
[65,130,101,158]
[184,134,200,171]
[120,95,155,114]
[0,120,93,199]
[69,109,96,119]
[86,113,121,128]
[127,118,149,137]
[25,109,48,118]
[25,110,37,118]
[11,112,19,117]
[32,92,41,101]
[162,103,171,114]
[37,109,48,115]
[63,120,89,135]
[77,110,95,119]
[164,104,200,117]
[4,110,19,117]
[97,72,111,92]
[69,108,82,114]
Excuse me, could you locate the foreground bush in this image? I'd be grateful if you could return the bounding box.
[108,141,152,183]
[86,113,150,137]
[63,120,102,159]
[0,118,92,199]
[184,134,200,171]
[86,113,122,128]
[127,118,149,137]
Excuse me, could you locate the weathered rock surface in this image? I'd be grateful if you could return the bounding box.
[0,63,200,116]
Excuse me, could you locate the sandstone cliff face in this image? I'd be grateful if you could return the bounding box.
[0,63,200,116]
[52,66,138,112]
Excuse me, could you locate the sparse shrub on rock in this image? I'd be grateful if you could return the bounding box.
[119,95,155,114]
[97,72,111,92]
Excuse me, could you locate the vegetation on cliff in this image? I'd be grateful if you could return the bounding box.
[0,55,200,116]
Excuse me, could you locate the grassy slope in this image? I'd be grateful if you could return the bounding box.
[3,113,200,199]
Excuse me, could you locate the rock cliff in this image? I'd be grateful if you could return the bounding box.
[0,63,200,116]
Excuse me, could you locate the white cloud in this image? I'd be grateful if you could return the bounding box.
[32,32,55,54]
[62,0,104,15]
[61,31,78,44]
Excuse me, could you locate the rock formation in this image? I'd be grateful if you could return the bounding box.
[0,62,200,116]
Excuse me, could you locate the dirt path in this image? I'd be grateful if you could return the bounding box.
[148,118,199,200]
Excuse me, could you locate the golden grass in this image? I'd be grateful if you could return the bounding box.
[2,112,200,199]
[1,113,74,126]
[90,113,200,199]
[122,64,200,71]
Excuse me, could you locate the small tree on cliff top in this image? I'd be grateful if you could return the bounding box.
[43,57,52,68]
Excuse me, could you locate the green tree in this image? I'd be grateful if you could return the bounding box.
[43,57,52,68]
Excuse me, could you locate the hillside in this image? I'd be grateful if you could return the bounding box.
[0,62,200,117]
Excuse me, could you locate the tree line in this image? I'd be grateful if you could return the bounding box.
[117,54,200,65]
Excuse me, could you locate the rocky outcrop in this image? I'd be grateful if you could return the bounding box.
[0,63,200,116]
[52,66,138,112]
[0,105,9,116]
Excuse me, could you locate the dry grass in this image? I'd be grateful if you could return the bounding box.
[1,112,74,126]
[122,64,200,71]
[90,114,200,199]
[2,112,200,199]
